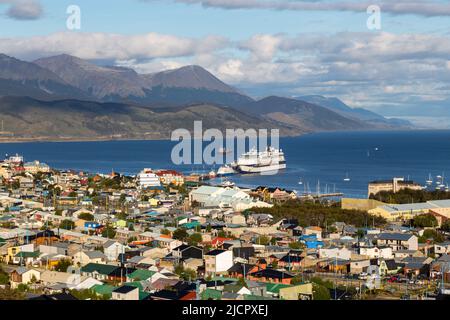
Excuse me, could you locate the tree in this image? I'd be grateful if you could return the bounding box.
[249,200,386,228]
[102,225,116,239]
[237,277,248,288]
[356,229,365,239]
[173,228,188,241]
[161,229,171,235]
[289,242,304,250]
[255,235,270,245]
[70,289,107,300]
[55,259,72,272]
[413,214,438,228]
[217,230,227,238]
[371,188,450,204]
[119,194,127,204]
[128,236,137,243]
[68,191,78,198]
[419,229,445,243]
[291,276,304,285]
[78,212,94,221]
[441,220,450,232]
[312,283,331,300]
[174,264,197,281]
[191,200,200,208]
[0,267,9,285]
[60,219,75,230]
[0,288,25,300]
[17,284,29,292]
[188,233,203,246]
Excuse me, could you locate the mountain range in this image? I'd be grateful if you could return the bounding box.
[0,53,412,141]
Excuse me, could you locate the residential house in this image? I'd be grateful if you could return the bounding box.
[112,285,140,300]
[73,250,107,266]
[435,242,450,256]
[279,283,313,300]
[81,263,127,282]
[172,245,203,261]
[303,226,323,241]
[247,268,294,285]
[204,249,233,275]
[318,246,352,260]
[103,241,127,261]
[376,233,418,251]
[10,267,42,289]
[359,246,393,259]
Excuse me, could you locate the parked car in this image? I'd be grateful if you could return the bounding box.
[387,276,400,283]
[358,272,368,280]
[398,278,409,283]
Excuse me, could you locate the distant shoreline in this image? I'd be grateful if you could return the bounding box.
[0,128,446,144]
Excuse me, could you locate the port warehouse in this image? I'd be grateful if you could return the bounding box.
[343,198,450,224]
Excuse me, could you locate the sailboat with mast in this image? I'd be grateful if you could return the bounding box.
[344,173,351,182]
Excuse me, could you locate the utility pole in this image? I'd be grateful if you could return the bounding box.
[334,255,337,300]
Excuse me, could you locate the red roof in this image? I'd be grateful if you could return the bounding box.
[212,237,232,246]
[180,291,197,300]
[156,170,183,176]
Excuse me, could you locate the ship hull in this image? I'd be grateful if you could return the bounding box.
[217,172,235,177]
[238,163,287,174]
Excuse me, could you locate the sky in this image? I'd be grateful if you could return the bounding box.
[1,0,450,122]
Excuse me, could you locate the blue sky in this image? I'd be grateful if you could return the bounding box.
[1,0,450,123]
[2,0,449,37]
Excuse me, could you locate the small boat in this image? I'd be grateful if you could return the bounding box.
[209,170,217,178]
[217,164,236,177]
[218,147,231,154]
[298,179,303,185]
[426,174,433,185]
[439,173,446,188]
[220,180,235,188]
[344,173,351,182]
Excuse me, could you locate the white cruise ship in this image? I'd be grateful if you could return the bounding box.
[236,147,286,174]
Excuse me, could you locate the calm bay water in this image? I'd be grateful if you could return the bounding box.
[1,130,450,198]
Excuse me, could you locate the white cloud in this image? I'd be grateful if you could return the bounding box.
[1,29,450,114]
[149,0,450,17]
[0,0,43,20]
[0,32,229,61]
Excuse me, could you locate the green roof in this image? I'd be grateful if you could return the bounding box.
[265,283,293,294]
[92,284,117,297]
[139,291,151,301]
[182,221,201,229]
[210,276,239,282]
[81,263,118,275]
[127,269,155,281]
[201,288,222,300]
[15,251,40,258]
